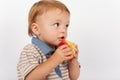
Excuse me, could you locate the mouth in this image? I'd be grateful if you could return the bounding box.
[61,36,65,39]
[58,36,65,41]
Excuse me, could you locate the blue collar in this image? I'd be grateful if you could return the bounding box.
[32,37,62,77]
[32,37,54,55]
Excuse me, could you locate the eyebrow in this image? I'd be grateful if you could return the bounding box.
[54,19,70,24]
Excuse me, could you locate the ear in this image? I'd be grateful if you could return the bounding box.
[31,23,40,36]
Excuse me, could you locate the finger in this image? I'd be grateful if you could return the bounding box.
[74,51,78,58]
[58,44,68,50]
[62,47,72,53]
[65,54,74,60]
[64,51,73,56]
[74,44,79,54]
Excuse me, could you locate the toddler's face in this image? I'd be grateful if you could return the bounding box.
[36,8,70,47]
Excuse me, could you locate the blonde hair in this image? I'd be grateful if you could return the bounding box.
[28,0,70,36]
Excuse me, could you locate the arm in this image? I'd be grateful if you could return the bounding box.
[25,55,59,80]
[68,45,80,80]
[68,58,80,80]
[25,45,74,80]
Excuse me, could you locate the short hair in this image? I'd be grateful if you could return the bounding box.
[28,0,70,36]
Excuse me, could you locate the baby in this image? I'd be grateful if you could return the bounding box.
[17,0,80,80]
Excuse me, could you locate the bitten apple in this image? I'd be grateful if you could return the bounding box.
[58,40,76,54]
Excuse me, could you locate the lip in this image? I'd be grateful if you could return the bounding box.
[58,36,65,41]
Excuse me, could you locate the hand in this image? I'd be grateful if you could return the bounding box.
[69,44,79,63]
[74,44,79,58]
[52,44,74,64]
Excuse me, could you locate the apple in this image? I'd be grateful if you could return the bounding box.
[58,40,76,54]
[58,40,67,47]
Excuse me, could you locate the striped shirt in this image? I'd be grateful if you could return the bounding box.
[17,37,70,80]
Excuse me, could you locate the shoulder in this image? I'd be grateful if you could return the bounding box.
[23,44,36,50]
[20,44,41,56]
[22,44,39,51]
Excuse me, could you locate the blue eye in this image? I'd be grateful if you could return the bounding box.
[54,23,59,28]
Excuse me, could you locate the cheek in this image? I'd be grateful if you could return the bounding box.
[65,31,68,36]
[44,30,56,37]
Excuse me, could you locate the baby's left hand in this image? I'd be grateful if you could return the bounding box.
[69,44,79,63]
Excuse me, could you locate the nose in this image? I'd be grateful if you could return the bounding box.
[59,27,66,33]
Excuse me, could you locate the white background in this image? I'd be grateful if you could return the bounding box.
[0,0,120,80]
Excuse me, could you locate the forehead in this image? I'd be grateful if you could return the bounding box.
[39,8,70,22]
[47,8,69,16]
